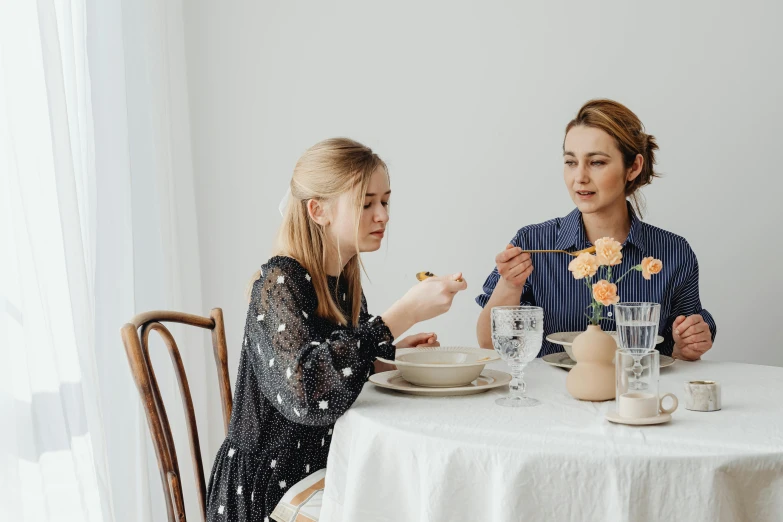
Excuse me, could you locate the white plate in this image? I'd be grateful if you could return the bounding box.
[542,351,676,371]
[605,411,672,425]
[546,331,665,347]
[369,369,512,397]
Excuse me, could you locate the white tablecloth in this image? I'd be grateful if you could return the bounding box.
[320,359,783,522]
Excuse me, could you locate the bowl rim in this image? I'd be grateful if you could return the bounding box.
[377,346,500,368]
[377,357,494,368]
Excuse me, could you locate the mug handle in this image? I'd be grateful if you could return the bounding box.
[659,393,678,414]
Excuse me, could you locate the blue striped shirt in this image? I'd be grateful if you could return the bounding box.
[476,204,717,357]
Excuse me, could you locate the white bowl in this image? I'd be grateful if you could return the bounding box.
[398,352,482,365]
[378,347,499,388]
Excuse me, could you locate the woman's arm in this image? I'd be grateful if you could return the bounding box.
[662,249,717,359]
[477,279,525,348]
[247,265,395,426]
[476,240,535,348]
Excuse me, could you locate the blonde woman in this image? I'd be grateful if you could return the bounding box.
[476,99,716,360]
[206,138,467,521]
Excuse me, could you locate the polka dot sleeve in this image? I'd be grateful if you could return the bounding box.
[246,261,395,426]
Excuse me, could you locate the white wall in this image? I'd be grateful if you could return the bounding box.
[182,0,783,426]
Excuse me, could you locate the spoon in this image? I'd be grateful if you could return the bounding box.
[416,272,465,283]
[519,245,596,257]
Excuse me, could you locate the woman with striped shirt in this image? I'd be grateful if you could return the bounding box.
[476,99,716,360]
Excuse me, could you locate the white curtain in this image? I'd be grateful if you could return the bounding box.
[1,0,215,520]
[0,0,112,520]
[89,0,214,520]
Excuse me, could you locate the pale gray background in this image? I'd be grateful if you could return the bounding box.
[182,1,783,437]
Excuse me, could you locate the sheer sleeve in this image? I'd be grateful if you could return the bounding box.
[358,293,375,325]
[245,263,395,426]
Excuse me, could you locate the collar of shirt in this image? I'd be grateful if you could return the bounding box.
[554,201,647,254]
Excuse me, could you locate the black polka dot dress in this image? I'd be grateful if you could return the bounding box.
[205,256,395,521]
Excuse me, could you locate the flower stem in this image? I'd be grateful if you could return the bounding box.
[583,277,600,325]
[615,267,637,284]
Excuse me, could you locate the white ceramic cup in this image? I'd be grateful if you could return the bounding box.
[618,392,678,419]
[684,380,721,412]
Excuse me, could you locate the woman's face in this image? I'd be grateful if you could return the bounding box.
[328,167,390,257]
[563,125,641,215]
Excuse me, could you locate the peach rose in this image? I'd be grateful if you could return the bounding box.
[641,257,663,280]
[592,279,620,306]
[568,253,599,280]
[594,237,623,266]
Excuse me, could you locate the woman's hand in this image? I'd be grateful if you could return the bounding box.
[403,273,468,323]
[672,314,713,361]
[373,333,439,374]
[381,273,467,338]
[496,244,533,289]
[396,332,439,348]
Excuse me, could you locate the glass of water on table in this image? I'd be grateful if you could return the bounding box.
[490,306,544,407]
[615,302,661,391]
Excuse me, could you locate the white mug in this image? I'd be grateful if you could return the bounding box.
[618,392,678,419]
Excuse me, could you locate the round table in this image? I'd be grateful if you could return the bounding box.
[320,358,783,522]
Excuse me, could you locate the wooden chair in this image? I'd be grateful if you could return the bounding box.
[121,310,233,522]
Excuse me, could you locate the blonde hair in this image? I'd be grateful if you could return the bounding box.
[565,99,660,218]
[251,138,388,327]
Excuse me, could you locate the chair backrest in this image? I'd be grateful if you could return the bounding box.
[121,309,233,522]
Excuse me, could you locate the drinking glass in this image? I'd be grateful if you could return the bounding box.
[490,306,544,407]
[614,302,661,391]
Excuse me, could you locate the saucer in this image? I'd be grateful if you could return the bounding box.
[547,331,665,347]
[541,352,575,369]
[542,352,676,370]
[368,369,511,397]
[605,411,672,425]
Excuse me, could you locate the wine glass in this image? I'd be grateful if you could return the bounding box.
[614,302,661,391]
[490,306,544,407]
